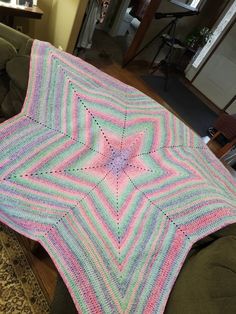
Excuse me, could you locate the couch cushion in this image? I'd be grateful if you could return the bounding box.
[0,71,9,107]
[0,81,25,118]
[6,55,30,91]
[0,23,32,55]
[0,38,17,70]
[165,223,236,314]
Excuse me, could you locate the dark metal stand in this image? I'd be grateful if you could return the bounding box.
[123,11,199,67]
[150,17,179,90]
[123,11,198,68]
[123,11,199,90]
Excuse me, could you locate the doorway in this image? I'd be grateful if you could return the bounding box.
[74,0,162,66]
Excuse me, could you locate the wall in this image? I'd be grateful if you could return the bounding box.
[14,0,53,41]
[14,0,88,52]
[193,21,236,110]
[31,0,53,41]
[47,0,88,52]
[190,5,236,113]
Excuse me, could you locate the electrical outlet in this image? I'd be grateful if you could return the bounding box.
[16,25,23,32]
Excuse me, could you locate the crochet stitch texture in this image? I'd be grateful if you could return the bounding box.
[0,41,236,313]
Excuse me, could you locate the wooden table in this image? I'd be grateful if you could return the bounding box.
[0,1,43,26]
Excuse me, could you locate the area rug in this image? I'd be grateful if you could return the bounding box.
[0,222,50,314]
[142,75,218,137]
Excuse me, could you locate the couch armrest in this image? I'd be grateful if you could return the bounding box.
[0,22,32,55]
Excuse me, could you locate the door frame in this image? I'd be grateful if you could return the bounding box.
[123,0,162,65]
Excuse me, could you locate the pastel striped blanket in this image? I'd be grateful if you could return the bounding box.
[0,40,236,313]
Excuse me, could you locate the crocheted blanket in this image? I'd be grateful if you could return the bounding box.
[0,41,235,313]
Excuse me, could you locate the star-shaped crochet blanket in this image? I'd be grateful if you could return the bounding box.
[0,41,236,313]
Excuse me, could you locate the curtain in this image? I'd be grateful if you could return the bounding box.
[77,0,111,49]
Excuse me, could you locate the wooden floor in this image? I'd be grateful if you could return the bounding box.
[97,63,166,106]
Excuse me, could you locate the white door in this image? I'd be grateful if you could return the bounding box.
[226,97,236,114]
[192,20,236,112]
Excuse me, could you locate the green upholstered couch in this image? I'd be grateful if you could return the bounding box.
[0,23,32,122]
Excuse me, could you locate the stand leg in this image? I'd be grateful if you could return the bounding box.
[151,59,166,74]
[150,20,176,73]
[149,40,165,69]
[164,20,177,90]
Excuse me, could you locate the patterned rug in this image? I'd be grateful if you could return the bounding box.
[0,222,50,314]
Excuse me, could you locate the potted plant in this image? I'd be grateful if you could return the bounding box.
[185,26,213,50]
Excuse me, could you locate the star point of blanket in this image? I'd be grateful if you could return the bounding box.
[0,40,236,313]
